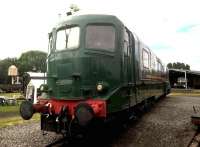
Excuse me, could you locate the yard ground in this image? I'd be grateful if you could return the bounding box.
[0,92,199,146]
[112,95,199,147]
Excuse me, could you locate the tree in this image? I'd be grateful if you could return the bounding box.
[18,50,47,74]
[167,62,190,70]
[185,64,190,70]
[0,58,18,84]
[0,50,47,84]
[167,63,173,69]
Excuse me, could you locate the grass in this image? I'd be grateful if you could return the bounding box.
[0,101,40,128]
[0,105,19,113]
[0,113,40,128]
[170,88,200,97]
[0,92,23,98]
[170,93,200,97]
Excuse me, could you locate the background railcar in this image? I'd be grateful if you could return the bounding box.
[20,14,170,136]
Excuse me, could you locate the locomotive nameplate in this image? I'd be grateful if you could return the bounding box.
[56,79,73,85]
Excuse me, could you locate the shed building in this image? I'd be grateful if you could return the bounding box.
[169,69,200,89]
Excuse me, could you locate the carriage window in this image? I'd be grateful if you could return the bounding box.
[85,25,115,51]
[56,27,80,50]
[157,60,162,71]
[151,56,156,70]
[143,49,150,68]
[124,30,129,56]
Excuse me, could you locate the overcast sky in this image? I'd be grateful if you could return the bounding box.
[0,0,199,70]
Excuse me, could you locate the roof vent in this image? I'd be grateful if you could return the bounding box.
[66,11,72,16]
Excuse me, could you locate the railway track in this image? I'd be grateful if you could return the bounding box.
[45,137,69,147]
[44,111,144,147]
[45,134,98,147]
[44,124,120,147]
[45,135,110,147]
[188,131,200,147]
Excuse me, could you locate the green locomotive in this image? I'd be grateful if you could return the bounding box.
[20,14,170,135]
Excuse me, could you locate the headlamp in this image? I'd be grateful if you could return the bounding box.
[96,82,109,93]
[97,84,103,91]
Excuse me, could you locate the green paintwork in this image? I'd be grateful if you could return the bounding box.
[47,14,170,114]
[48,15,123,101]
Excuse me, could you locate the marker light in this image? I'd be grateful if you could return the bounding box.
[97,84,103,91]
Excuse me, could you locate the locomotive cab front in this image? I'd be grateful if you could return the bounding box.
[47,15,122,100]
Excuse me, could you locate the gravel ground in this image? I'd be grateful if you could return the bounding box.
[0,95,198,147]
[112,96,199,147]
[0,122,62,147]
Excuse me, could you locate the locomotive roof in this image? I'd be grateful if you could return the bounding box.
[54,14,124,30]
[51,13,164,67]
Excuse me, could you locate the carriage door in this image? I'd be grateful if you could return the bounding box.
[123,28,131,84]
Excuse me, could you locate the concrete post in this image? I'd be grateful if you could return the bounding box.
[11,76,14,85]
[185,71,187,89]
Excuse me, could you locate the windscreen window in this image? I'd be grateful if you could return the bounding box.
[85,25,115,51]
[56,27,80,50]
[48,34,53,55]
